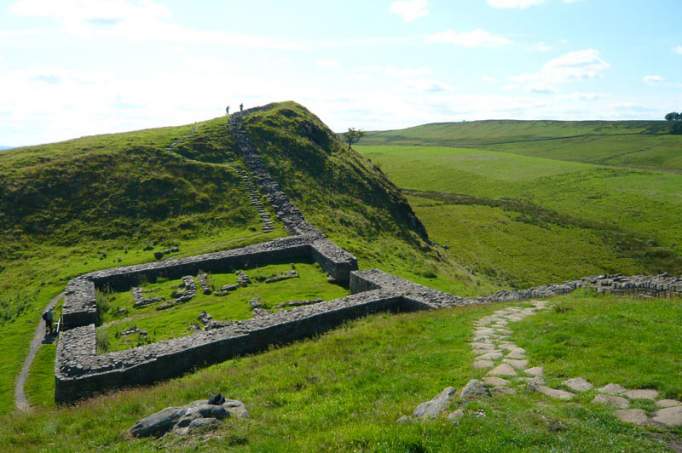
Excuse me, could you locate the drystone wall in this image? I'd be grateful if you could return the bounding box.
[55,105,682,404]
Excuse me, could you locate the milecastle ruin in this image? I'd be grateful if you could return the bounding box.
[56,107,682,404]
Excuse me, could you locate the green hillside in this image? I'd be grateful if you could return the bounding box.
[360,120,682,173]
[358,143,682,288]
[0,102,480,414]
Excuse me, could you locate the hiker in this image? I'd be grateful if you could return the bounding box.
[239,103,244,112]
[43,308,54,335]
[225,105,230,115]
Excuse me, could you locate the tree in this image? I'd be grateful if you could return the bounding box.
[665,112,680,121]
[344,128,365,149]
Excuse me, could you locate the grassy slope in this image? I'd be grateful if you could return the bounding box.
[359,145,682,287]
[4,295,678,452]
[242,103,488,294]
[0,102,481,414]
[360,120,682,173]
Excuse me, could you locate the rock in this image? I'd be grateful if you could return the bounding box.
[598,383,626,395]
[483,377,509,387]
[525,367,544,377]
[223,399,249,418]
[129,407,186,437]
[562,377,593,393]
[506,350,526,360]
[615,409,648,426]
[656,399,682,408]
[460,379,490,401]
[652,406,682,427]
[503,359,529,370]
[413,387,456,419]
[592,394,629,409]
[473,359,494,369]
[129,396,247,438]
[535,386,574,401]
[447,409,465,424]
[175,417,221,435]
[488,363,517,377]
[623,389,659,400]
[478,351,503,361]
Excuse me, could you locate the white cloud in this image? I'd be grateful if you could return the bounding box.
[643,75,664,85]
[674,46,682,55]
[426,29,511,48]
[487,0,544,9]
[389,0,428,22]
[316,59,340,69]
[510,49,610,92]
[530,42,552,52]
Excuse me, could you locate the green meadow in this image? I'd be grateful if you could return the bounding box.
[358,145,682,288]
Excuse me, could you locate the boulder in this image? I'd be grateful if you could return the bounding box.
[413,387,456,419]
[129,407,186,438]
[460,379,490,401]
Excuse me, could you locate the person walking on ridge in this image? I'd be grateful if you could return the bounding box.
[240,103,244,112]
[225,105,230,116]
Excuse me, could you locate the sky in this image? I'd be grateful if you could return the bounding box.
[1,0,681,146]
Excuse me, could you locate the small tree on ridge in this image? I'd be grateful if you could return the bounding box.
[344,128,365,149]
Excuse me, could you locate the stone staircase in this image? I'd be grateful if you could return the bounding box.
[235,167,274,233]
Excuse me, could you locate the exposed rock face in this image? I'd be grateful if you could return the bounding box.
[129,395,248,438]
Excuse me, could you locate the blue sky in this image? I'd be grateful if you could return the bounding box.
[1,0,681,146]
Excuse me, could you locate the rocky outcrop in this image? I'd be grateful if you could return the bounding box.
[129,394,248,438]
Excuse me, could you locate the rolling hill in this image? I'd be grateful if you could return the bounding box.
[357,120,682,288]
[0,108,680,452]
[360,120,682,173]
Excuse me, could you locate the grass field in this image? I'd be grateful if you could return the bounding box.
[7,292,680,451]
[358,145,682,288]
[360,120,682,173]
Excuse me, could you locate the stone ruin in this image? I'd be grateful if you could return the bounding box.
[55,107,682,405]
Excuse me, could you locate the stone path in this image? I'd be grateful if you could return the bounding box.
[402,299,682,430]
[470,300,682,429]
[235,167,274,233]
[15,292,63,412]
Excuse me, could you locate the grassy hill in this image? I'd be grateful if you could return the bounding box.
[0,102,481,414]
[358,120,682,288]
[360,120,682,173]
[0,107,680,451]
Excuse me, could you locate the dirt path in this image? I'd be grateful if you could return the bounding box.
[15,292,62,412]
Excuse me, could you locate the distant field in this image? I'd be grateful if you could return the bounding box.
[360,120,682,173]
[358,145,682,287]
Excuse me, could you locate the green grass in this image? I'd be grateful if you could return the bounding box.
[97,262,349,352]
[358,145,682,287]
[514,291,682,401]
[360,119,682,173]
[24,344,55,409]
[7,296,678,451]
